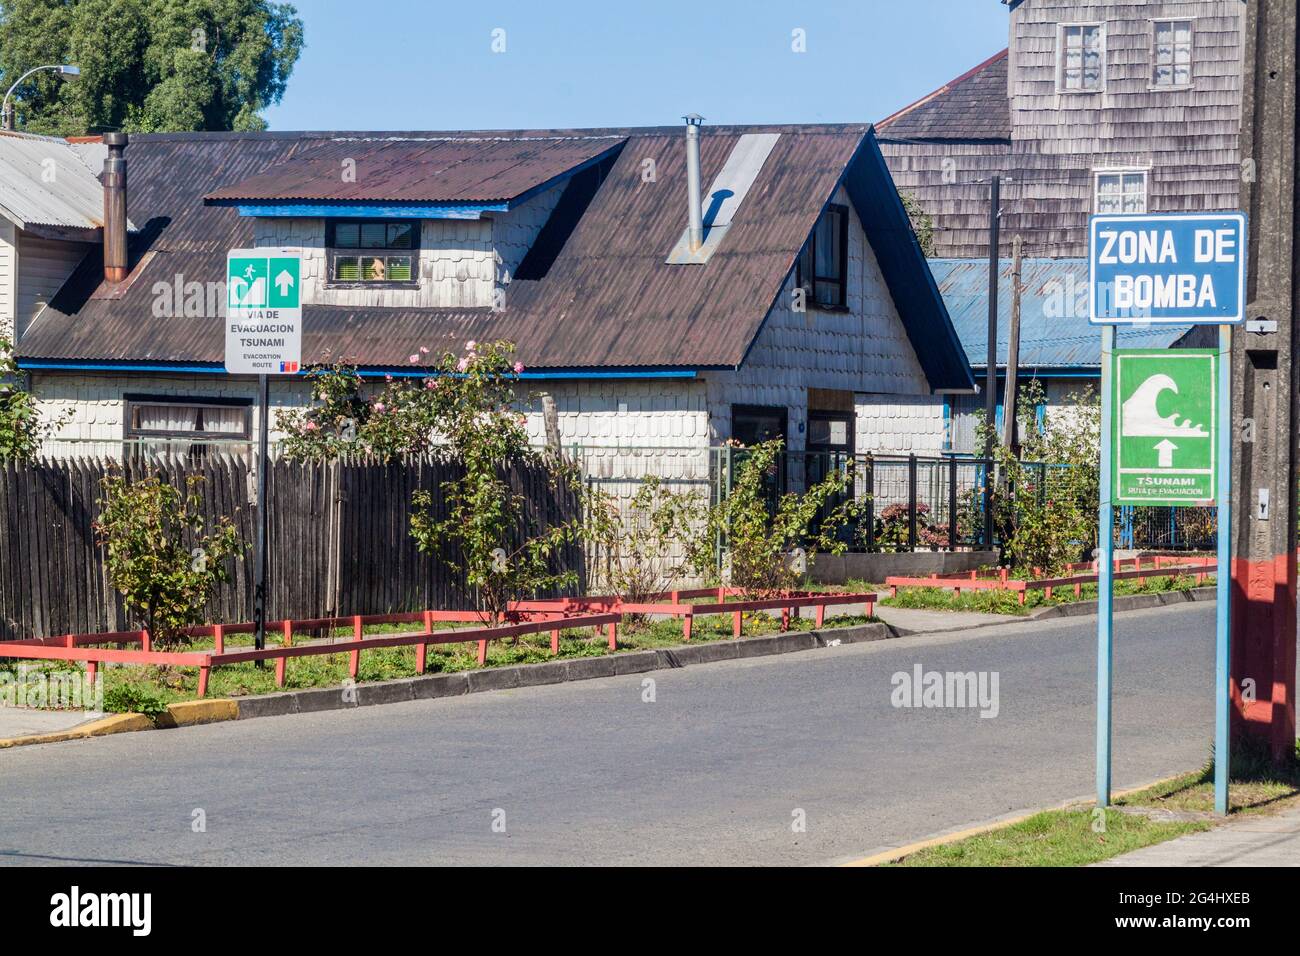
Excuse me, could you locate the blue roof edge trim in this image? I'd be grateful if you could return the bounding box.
[843,130,975,392]
[18,359,700,380]
[233,203,505,219]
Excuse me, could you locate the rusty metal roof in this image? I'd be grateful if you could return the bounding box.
[16,127,972,390]
[0,131,107,234]
[203,135,625,205]
[931,257,1193,370]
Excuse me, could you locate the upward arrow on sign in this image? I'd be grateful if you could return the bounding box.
[274,270,295,297]
[1155,439,1178,468]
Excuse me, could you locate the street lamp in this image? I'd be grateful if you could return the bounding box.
[1,64,80,131]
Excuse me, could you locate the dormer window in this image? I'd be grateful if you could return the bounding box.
[796,204,848,310]
[327,220,419,286]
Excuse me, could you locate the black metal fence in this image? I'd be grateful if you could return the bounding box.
[713,449,998,553]
[715,449,1216,555]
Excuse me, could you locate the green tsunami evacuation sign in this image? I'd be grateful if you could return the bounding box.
[1111,349,1218,506]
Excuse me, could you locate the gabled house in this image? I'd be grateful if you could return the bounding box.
[879,0,1247,259]
[10,121,973,480]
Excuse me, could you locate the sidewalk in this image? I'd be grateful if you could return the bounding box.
[0,707,104,742]
[1094,804,1300,867]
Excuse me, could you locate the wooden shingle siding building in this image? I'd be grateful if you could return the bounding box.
[879,0,1247,259]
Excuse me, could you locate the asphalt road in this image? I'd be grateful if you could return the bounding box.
[0,603,1218,866]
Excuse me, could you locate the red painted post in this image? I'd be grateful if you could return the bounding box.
[550,627,560,655]
[275,653,287,687]
[198,665,210,698]
[214,624,224,654]
[733,610,742,638]
[85,660,97,691]
[815,604,825,628]
[683,615,693,641]
[141,628,151,652]
[1075,583,1082,598]
[416,611,431,674]
[606,620,617,651]
[781,607,790,632]
[1045,586,1053,600]
[717,586,725,601]
[350,615,362,679]
[476,639,488,666]
[283,620,293,646]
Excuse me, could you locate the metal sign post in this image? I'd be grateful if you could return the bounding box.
[224,248,302,653]
[1089,213,1245,816]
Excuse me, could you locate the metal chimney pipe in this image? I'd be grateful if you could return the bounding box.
[102,131,128,282]
[684,114,705,251]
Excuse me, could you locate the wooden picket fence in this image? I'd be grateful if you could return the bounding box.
[0,453,583,641]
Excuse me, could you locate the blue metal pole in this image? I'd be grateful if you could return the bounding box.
[1096,324,1116,807]
[1214,325,1232,815]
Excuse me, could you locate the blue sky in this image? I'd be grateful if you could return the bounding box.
[263,0,1010,131]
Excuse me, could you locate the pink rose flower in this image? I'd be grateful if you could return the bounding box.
[456,357,470,372]
[374,402,386,413]
[419,346,430,354]
[304,421,319,432]
[513,362,525,374]
[409,354,420,364]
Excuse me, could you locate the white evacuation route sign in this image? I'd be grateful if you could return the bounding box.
[224,248,302,375]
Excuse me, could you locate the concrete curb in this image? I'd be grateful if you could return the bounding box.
[0,712,153,749]
[837,771,1197,867]
[227,622,895,722]
[155,699,239,728]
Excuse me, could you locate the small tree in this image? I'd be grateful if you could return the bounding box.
[983,379,1101,575]
[409,340,584,624]
[94,473,244,648]
[684,439,859,595]
[0,337,65,461]
[585,476,704,605]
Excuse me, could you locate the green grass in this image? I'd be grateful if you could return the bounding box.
[3,604,879,713]
[889,741,1300,867]
[887,808,1209,867]
[881,573,1213,616]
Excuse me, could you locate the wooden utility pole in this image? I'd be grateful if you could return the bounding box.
[1231,0,1297,763]
[1002,235,1024,452]
[983,175,1001,549]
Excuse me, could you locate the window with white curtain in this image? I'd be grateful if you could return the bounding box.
[1153,20,1194,88]
[1059,23,1104,92]
[125,398,251,439]
[1095,170,1148,214]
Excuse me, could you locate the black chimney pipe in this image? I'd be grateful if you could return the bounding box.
[102,132,128,282]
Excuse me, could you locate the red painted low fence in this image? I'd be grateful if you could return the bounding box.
[887,554,1216,605]
[0,608,620,698]
[515,587,877,640]
[0,587,877,700]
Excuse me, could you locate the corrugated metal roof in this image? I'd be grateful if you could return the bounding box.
[16,127,973,390]
[0,131,106,232]
[203,136,624,205]
[930,257,1193,369]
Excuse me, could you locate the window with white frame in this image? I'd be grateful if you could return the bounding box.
[1095,170,1148,215]
[1059,23,1104,92]
[1153,19,1194,88]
